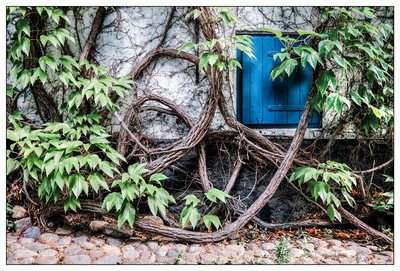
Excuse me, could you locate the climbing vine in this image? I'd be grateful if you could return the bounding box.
[6,6,393,244]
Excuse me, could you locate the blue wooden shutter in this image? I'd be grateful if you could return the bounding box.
[237,35,320,128]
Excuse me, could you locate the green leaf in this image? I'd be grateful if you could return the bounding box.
[313,182,330,203]
[199,53,211,71]
[370,105,385,119]
[54,172,66,190]
[102,192,123,212]
[16,18,30,37]
[118,203,136,228]
[63,196,81,213]
[326,204,341,222]
[128,163,149,179]
[7,130,20,142]
[331,51,346,68]
[6,158,16,175]
[70,173,88,198]
[219,10,236,23]
[205,188,231,203]
[203,214,222,230]
[382,174,393,183]
[297,30,324,38]
[88,173,109,193]
[21,37,30,56]
[147,195,159,216]
[341,189,356,207]
[99,161,116,178]
[17,70,31,89]
[180,206,200,229]
[208,54,219,67]
[259,27,282,38]
[228,58,242,69]
[150,173,168,183]
[350,91,362,106]
[183,194,200,207]
[316,70,336,95]
[185,8,202,20]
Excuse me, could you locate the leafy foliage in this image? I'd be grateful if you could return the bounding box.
[179,189,230,230]
[290,161,357,222]
[260,7,393,135]
[103,163,176,228]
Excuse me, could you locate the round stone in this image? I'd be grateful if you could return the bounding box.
[12,205,27,219]
[38,233,60,244]
[63,255,92,264]
[339,249,357,258]
[14,217,32,232]
[72,235,88,244]
[106,237,123,246]
[245,243,259,251]
[19,237,35,246]
[155,246,168,257]
[327,239,342,247]
[87,248,105,258]
[13,249,38,259]
[26,242,49,252]
[147,241,159,250]
[89,237,105,247]
[55,237,72,246]
[89,221,109,232]
[82,241,96,250]
[55,227,76,236]
[122,245,140,259]
[39,249,58,257]
[23,227,41,239]
[261,242,275,250]
[200,253,218,264]
[166,249,179,258]
[101,244,121,255]
[63,245,84,255]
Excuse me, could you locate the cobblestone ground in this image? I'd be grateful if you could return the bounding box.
[6,231,393,265]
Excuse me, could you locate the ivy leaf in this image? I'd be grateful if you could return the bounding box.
[203,214,222,230]
[316,70,336,95]
[228,58,242,69]
[297,30,324,38]
[6,84,14,98]
[183,194,200,207]
[327,203,342,222]
[16,18,30,37]
[208,54,219,67]
[63,196,81,213]
[205,188,231,203]
[199,53,211,71]
[102,192,123,212]
[6,158,16,175]
[149,173,168,184]
[118,203,136,228]
[185,9,202,20]
[21,37,30,56]
[88,173,109,193]
[180,205,200,229]
[370,105,385,119]
[70,173,88,198]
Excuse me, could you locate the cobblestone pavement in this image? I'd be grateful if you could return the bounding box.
[6,230,393,265]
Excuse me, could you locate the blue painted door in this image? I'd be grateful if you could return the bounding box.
[237,35,320,128]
